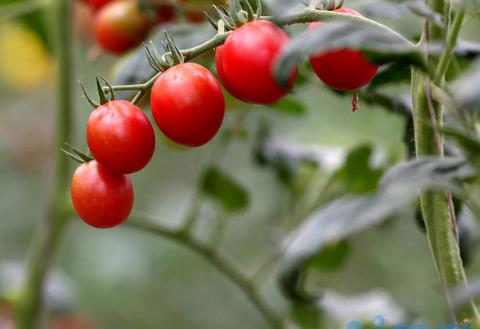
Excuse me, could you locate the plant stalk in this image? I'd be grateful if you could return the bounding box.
[15,0,73,327]
[412,0,479,322]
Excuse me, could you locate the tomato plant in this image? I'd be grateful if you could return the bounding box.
[216,20,297,104]
[308,8,378,91]
[94,0,152,54]
[6,0,480,328]
[87,100,155,174]
[150,62,225,147]
[71,160,134,228]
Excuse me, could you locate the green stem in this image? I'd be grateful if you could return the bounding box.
[15,0,72,327]
[412,0,479,322]
[434,8,466,84]
[125,216,284,329]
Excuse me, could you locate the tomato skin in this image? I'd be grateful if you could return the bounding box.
[308,8,378,91]
[94,0,151,54]
[71,160,133,229]
[87,0,114,12]
[87,100,155,174]
[215,20,297,105]
[150,63,225,147]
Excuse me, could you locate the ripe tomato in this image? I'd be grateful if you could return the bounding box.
[94,0,152,54]
[87,100,155,174]
[150,63,225,147]
[86,0,114,12]
[308,8,378,91]
[71,160,134,229]
[215,20,297,105]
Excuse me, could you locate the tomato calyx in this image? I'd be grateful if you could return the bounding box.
[80,75,115,108]
[61,143,93,164]
[208,0,262,31]
[145,32,184,73]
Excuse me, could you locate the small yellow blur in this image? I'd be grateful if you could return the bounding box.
[0,21,53,90]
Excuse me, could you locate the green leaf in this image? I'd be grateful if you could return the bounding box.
[333,144,383,194]
[270,98,305,116]
[288,303,324,329]
[308,240,351,272]
[274,21,424,87]
[279,157,476,302]
[201,166,249,213]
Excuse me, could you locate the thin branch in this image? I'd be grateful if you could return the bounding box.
[124,216,284,329]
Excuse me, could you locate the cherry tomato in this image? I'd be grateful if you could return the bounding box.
[308,8,378,91]
[86,0,114,12]
[150,63,225,147]
[215,20,297,105]
[94,0,152,54]
[87,100,155,174]
[71,160,133,229]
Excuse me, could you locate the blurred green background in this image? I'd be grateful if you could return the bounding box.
[1,1,480,328]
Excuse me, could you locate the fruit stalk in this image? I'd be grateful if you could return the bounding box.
[15,0,73,327]
[412,0,480,322]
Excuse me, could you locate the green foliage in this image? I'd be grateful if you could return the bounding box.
[201,166,249,213]
[279,157,476,302]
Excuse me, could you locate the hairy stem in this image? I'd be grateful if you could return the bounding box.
[125,216,284,329]
[412,0,479,322]
[15,0,73,327]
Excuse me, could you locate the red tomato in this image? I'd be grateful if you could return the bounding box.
[71,160,134,229]
[308,8,378,91]
[94,0,152,54]
[86,0,114,12]
[150,63,225,147]
[156,4,176,23]
[87,100,155,174]
[215,20,297,105]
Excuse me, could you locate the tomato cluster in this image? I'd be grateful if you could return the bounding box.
[71,7,378,229]
[80,0,227,54]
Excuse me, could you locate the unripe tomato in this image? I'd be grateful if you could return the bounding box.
[94,0,152,54]
[87,100,155,174]
[71,160,134,229]
[215,20,297,105]
[150,63,225,147]
[308,8,378,91]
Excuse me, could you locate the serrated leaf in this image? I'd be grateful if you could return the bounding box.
[279,157,476,302]
[201,166,249,213]
[275,21,424,87]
